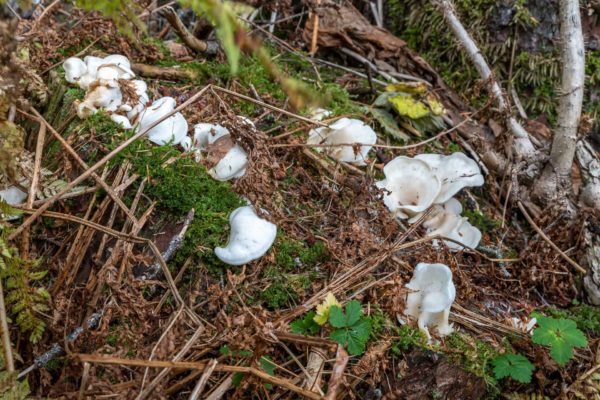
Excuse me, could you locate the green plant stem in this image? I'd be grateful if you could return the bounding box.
[0,279,14,372]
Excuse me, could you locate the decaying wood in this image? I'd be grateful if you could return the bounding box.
[303,347,327,392]
[160,7,218,55]
[131,63,200,82]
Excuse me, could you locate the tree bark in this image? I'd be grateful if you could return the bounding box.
[533,0,585,205]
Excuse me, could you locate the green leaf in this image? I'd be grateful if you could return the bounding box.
[290,311,320,335]
[330,329,349,348]
[492,354,534,383]
[532,316,588,366]
[367,107,410,141]
[259,356,276,390]
[328,305,346,328]
[345,301,362,326]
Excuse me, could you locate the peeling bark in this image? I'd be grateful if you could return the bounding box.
[533,0,585,205]
[435,0,537,160]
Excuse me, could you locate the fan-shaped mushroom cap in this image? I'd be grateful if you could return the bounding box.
[440,218,482,251]
[101,54,135,79]
[308,107,332,121]
[404,263,456,339]
[136,97,189,147]
[376,156,441,219]
[209,144,248,181]
[77,85,123,118]
[0,186,27,205]
[110,114,132,129]
[415,152,484,204]
[193,123,230,149]
[215,206,277,265]
[63,57,87,84]
[307,118,377,165]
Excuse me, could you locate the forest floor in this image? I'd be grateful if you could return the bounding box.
[2,1,600,399]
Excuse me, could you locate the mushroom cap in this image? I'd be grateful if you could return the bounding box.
[83,56,104,77]
[215,206,277,265]
[442,218,482,250]
[110,114,132,129]
[193,123,230,149]
[415,152,484,204]
[422,198,463,232]
[101,54,135,79]
[308,107,332,121]
[307,118,377,165]
[63,57,87,83]
[406,263,456,313]
[376,156,441,218]
[77,85,123,118]
[209,144,248,181]
[122,80,149,120]
[137,97,189,146]
[0,186,28,205]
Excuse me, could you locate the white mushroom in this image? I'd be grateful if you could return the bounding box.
[77,85,123,118]
[422,198,482,251]
[0,186,27,205]
[136,97,189,147]
[404,263,456,340]
[415,152,484,204]
[307,118,377,165]
[121,80,149,120]
[192,123,248,181]
[308,107,332,121]
[440,218,482,251]
[215,206,277,265]
[101,54,135,79]
[63,57,87,84]
[110,114,132,129]
[376,156,441,219]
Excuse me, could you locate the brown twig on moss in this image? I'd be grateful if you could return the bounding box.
[160,6,218,55]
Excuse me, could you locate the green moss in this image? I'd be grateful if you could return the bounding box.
[274,236,327,271]
[259,267,310,309]
[545,304,600,338]
[390,325,428,354]
[444,333,500,393]
[462,207,501,233]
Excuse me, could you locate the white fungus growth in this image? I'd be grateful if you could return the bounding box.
[376,156,441,219]
[415,152,484,204]
[193,123,248,181]
[214,206,277,266]
[307,118,377,165]
[63,57,87,84]
[136,97,189,148]
[422,198,482,250]
[76,85,123,118]
[404,263,456,340]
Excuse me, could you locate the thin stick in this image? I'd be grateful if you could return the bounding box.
[189,359,219,400]
[41,35,104,75]
[27,108,140,226]
[73,354,322,400]
[517,201,586,274]
[324,346,348,400]
[78,362,91,400]
[21,120,46,259]
[9,85,211,241]
[0,280,14,372]
[310,0,321,55]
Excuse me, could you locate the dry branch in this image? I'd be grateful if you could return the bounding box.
[161,7,218,55]
[434,0,536,159]
[73,354,323,400]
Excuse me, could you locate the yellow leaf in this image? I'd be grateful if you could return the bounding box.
[388,95,430,119]
[425,94,446,116]
[313,292,341,325]
[385,81,428,95]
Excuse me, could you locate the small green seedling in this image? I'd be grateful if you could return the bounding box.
[328,300,372,356]
[532,316,588,366]
[290,311,321,336]
[492,353,534,383]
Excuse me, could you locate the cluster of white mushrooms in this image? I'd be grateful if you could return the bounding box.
[63,54,270,266]
[59,55,491,339]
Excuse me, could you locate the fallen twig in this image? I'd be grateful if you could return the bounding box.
[324,346,348,400]
[161,6,218,55]
[0,280,14,373]
[73,354,323,400]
